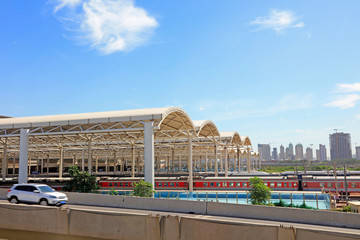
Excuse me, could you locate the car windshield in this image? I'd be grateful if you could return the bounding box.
[38,186,55,193]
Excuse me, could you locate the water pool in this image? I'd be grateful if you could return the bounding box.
[107,191,330,210]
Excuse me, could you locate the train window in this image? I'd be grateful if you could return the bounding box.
[223,182,228,187]
[303,183,308,187]
[277,183,282,187]
[125,183,129,187]
[336,183,341,188]
[204,182,208,187]
[164,183,168,187]
[159,183,162,187]
[270,183,275,187]
[327,183,333,188]
[170,182,174,187]
[229,182,234,187]
[109,182,113,187]
[264,182,268,186]
[236,183,241,187]
[120,183,123,187]
[114,183,118,187]
[243,183,247,187]
[216,183,221,187]
[351,183,357,188]
[176,183,179,187]
[320,183,325,188]
[210,182,214,187]
[293,183,297,187]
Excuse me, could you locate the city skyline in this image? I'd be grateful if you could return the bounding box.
[2,1,360,151]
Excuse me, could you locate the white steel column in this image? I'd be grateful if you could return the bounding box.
[214,144,218,177]
[113,150,116,174]
[144,121,154,187]
[247,148,251,173]
[82,149,85,171]
[2,142,7,182]
[224,147,228,177]
[178,155,182,171]
[105,157,109,173]
[88,141,92,175]
[41,157,44,174]
[47,154,50,174]
[172,148,175,172]
[188,136,193,192]
[59,146,64,178]
[131,145,135,177]
[237,148,240,173]
[19,129,29,184]
[95,156,99,174]
[205,151,208,173]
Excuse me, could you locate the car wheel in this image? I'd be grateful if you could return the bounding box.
[39,199,48,206]
[9,196,19,204]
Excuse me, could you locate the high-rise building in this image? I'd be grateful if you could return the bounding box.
[319,144,327,161]
[295,143,303,160]
[285,147,290,160]
[272,148,278,160]
[356,146,360,160]
[329,132,352,160]
[289,143,294,160]
[279,145,285,160]
[305,147,313,161]
[258,144,271,161]
[316,149,320,160]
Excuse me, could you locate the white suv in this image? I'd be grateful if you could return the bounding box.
[7,184,68,206]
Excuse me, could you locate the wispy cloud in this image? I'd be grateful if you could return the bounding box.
[250,9,304,33]
[335,83,360,93]
[53,0,158,54]
[326,83,360,109]
[197,93,313,121]
[326,94,360,109]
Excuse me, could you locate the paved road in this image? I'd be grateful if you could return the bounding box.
[1,200,357,237]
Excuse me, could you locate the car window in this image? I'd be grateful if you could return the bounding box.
[14,186,26,191]
[25,186,37,192]
[38,186,55,193]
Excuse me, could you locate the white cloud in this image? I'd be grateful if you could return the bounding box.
[250,9,304,33]
[326,94,360,109]
[54,0,81,13]
[53,0,158,54]
[335,83,360,93]
[355,114,360,120]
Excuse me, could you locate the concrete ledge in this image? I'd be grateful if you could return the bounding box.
[207,201,360,229]
[66,192,207,215]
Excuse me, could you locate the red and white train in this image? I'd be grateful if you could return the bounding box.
[99,175,360,193]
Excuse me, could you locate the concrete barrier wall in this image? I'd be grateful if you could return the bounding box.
[0,203,359,240]
[207,201,360,229]
[66,192,207,215]
[0,189,8,200]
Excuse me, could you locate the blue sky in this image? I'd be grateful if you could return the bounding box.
[1,0,360,154]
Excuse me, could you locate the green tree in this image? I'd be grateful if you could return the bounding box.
[133,180,155,197]
[249,177,272,205]
[63,166,98,193]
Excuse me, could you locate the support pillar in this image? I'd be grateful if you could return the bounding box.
[12,154,15,176]
[73,155,76,166]
[188,136,193,192]
[178,155,182,171]
[237,148,240,173]
[224,147,228,177]
[106,157,109,173]
[131,145,135,177]
[113,150,117,174]
[59,146,64,178]
[88,141,92,175]
[41,157,44,174]
[82,149,85,171]
[172,148,175,172]
[144,121,154,187]
[214,144,218,177]
[2,142,7,182]
[247,148,251,173]
[19,129,29,184]
[95,156,99,174]
[205,151,208,173]
[47,154,50,174]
